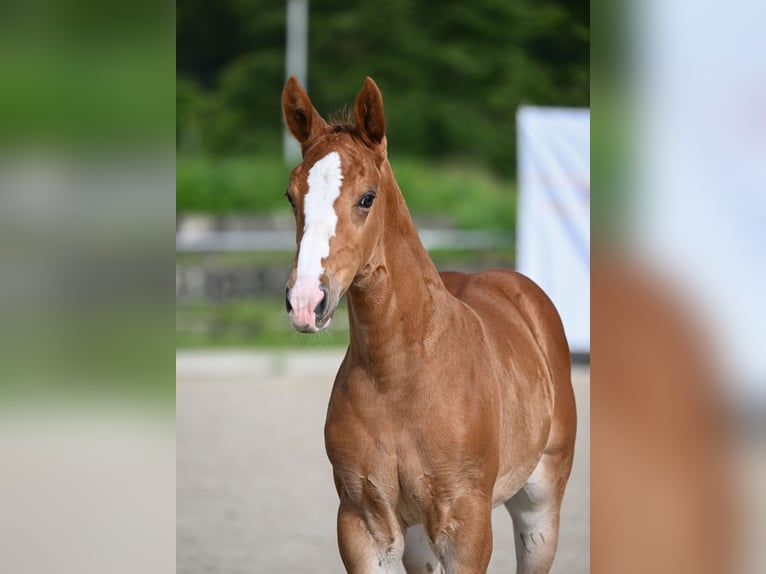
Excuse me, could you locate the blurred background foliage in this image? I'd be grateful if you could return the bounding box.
[176,0,589,210]
[176,0,589,348]
[0,0,174,148]
[0,0,175,403]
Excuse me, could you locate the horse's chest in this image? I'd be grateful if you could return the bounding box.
[325,402,417,476]
[327,437,466,528]
[326,401,492,527]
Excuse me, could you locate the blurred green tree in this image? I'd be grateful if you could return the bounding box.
[176,0,588,176]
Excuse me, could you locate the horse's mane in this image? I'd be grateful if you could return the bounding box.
[327,104,356,133]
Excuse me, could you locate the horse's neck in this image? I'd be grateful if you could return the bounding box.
[346,168,448,378]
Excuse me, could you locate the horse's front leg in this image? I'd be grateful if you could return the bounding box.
[427,494,494,574]
[337,500,406,574]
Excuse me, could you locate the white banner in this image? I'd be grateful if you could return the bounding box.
[516,107,590,353]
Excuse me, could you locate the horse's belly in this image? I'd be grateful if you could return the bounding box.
[492,382,553,506]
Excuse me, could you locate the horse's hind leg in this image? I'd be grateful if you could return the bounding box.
[505,447,573,574]
[402,525,443,573]
[507,302,576,574]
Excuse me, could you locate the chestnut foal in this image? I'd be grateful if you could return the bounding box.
[282,77,576,574]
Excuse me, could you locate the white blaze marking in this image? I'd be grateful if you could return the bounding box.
[296,151,343,286]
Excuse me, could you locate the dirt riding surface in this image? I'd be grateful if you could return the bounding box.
[177,350,589,573]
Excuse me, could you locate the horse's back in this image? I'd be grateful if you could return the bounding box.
[439,268,568,370]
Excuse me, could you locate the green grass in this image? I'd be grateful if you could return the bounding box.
[176,155,293,214]
[175,248,516,350]
[177,153,516,230]
[389,157,516,230]
[176,153,518,349]
[176,297,350,348]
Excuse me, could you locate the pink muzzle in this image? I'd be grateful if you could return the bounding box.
[286,277,329,332]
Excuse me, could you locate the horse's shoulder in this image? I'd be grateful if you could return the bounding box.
[440,269,562,347]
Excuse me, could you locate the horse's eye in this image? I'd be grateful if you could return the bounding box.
[358,192,376,209]
[285,191,295,209]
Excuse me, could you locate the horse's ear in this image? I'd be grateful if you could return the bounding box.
[282,76,327,150]
[354,77,386,147]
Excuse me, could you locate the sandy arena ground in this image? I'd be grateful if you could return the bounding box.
[177,351,589,573]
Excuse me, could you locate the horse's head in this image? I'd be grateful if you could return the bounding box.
[282,76,388,333]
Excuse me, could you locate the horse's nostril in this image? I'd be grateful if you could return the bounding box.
[315,284,329,317]
[285,288,293,314]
